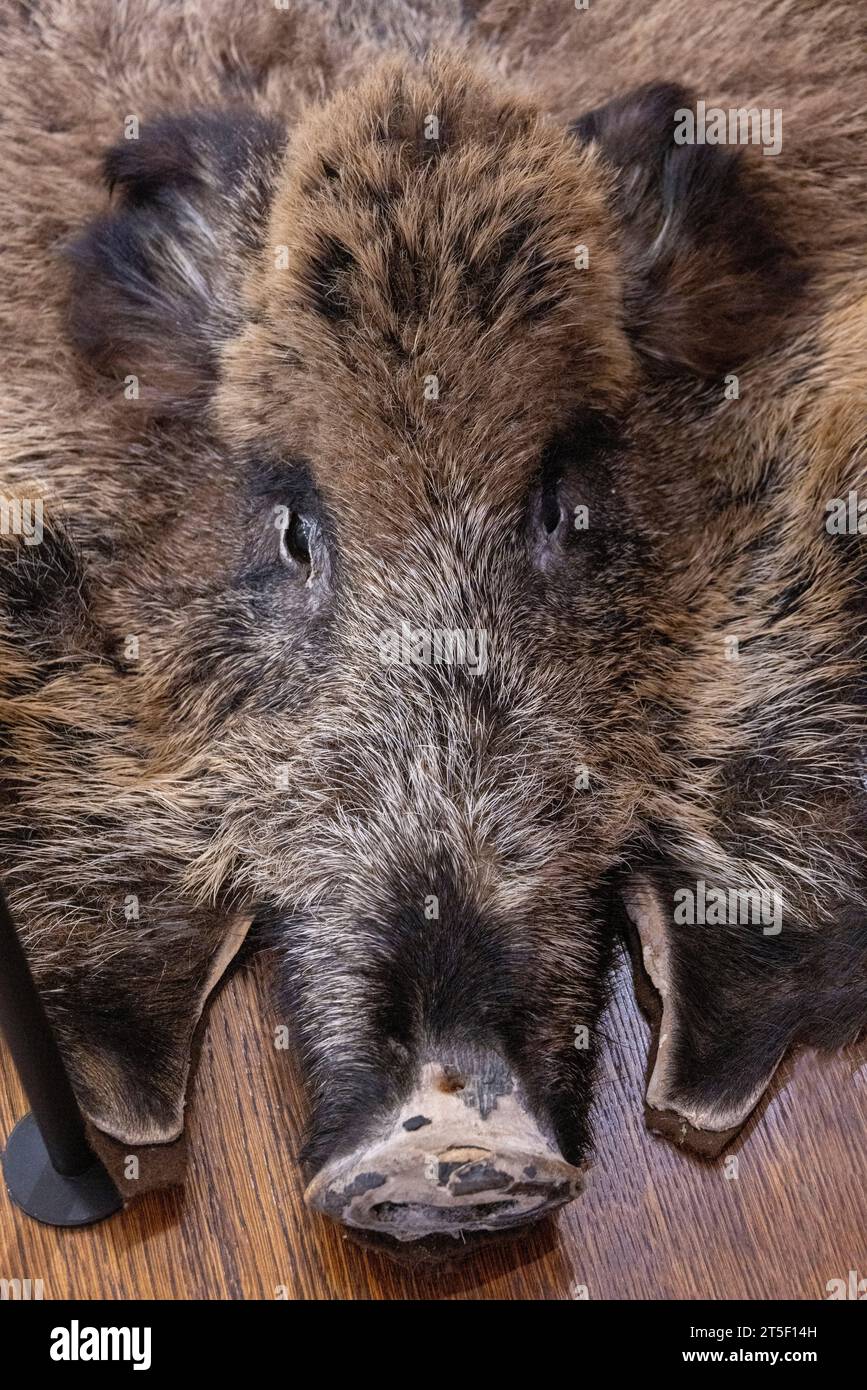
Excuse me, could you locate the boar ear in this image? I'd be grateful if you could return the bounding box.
[66,111,285,415]
[0,517,255,1150]
[572,83,804,376]
[620,873,867,1153]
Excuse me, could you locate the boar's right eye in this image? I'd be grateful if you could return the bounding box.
[279,511,313,579]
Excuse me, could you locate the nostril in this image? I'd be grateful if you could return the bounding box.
[370,1199,522,1232]
[435,1150,513,1195]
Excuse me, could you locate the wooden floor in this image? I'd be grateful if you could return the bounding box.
[1,953,865,1300]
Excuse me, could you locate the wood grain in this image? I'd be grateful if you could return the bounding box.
[1,953,865,1300]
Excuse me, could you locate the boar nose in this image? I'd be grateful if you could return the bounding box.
[304,1059,584,1242]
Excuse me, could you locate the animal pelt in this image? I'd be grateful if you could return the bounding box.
[0,0,865,1198]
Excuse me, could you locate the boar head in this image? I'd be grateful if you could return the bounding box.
[8,54,808,1243]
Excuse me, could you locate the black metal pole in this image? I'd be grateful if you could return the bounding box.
[0,882,93,1175]
[0,881,122,1225]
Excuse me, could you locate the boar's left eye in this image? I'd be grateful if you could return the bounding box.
[530,481,571,573]
[279,511,313,577]
[540,481,565,536]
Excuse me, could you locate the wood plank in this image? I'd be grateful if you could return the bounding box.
[1,954,865,1299]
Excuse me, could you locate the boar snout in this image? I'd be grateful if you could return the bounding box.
[304,1059,584,1242]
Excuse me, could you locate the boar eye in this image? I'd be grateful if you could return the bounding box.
[541,484,564,535]
[280,512,312,576]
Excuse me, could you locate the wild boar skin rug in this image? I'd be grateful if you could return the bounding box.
[0,0,865,1207]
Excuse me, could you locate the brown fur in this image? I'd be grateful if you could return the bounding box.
[0,0,865,1208]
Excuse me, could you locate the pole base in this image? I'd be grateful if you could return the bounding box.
[2,1112,123,1227]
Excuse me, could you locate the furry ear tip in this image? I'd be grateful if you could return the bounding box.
[572,81,693,150]
[100,121,203,202]
[573,80,805,377]
[623,80,694,131]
